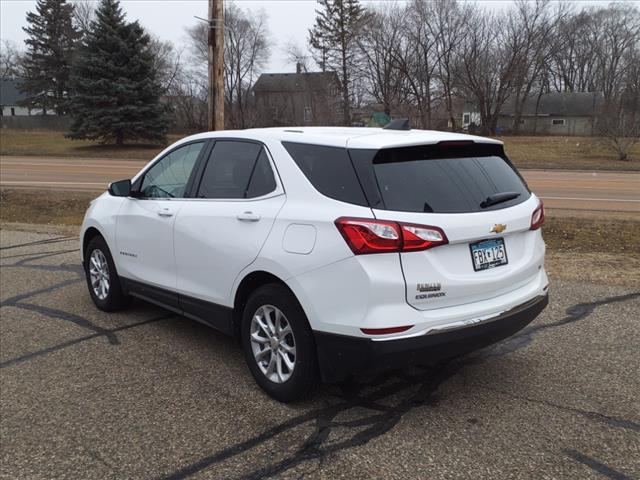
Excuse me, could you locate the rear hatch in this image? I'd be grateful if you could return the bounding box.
[349,141,544,311]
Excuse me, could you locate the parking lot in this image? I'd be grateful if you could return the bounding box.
[1,228,639,480]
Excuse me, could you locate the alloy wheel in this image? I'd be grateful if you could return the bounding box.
[250,305,296,383]
[89,249,110,300]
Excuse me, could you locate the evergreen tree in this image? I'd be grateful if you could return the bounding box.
[21,0,78,115]
[308,0,365,125]
[67,0,169,145]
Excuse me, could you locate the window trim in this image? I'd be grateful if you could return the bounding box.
[551,118,566,126]
[131,139,211,200]
[189,138,284,203]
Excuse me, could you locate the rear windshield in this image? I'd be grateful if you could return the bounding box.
[368,147,530,213]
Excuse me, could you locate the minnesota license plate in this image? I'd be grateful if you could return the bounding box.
[470,238,508,271]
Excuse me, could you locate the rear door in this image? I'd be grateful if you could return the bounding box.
[174,140,285,310]
[351,143,542,311]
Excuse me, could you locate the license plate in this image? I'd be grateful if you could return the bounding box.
[470,238,508,271]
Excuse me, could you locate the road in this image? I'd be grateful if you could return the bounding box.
[1,155,639,214]
[1,228,639,479]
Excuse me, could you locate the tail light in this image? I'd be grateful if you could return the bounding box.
[335,217,448,255]
[530,200,545,230]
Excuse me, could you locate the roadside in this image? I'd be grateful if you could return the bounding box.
[1,188,638,288]
[1,129,639,170]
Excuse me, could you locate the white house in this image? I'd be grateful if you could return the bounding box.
[0,78,32,116]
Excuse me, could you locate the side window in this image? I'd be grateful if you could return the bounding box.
[247,150,277,198]
[197,141,276,199]
[282,142,368,206]
[140,142,204,198]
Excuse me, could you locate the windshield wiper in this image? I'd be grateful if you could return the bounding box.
[480,191,521,209]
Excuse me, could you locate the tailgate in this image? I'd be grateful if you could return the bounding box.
[375,196,544,310]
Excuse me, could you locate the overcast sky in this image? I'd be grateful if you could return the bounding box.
[0,0,624,72]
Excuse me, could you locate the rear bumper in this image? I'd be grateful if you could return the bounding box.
[314,293,548,383]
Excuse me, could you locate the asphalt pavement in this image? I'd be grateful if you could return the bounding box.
[1,155,639,214]
[1,229,639,480]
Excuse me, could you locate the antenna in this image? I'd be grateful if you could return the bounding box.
[383,118,411,131]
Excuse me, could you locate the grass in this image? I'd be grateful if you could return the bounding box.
[499,135,640,171]
[1,129,639,170]
[2,188,639,287]
[0,129,182,160]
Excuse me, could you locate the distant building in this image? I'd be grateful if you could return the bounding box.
[462,92,603,136]
[253,68,342,127]
[0,78,30,116]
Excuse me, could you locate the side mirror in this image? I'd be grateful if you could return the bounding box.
[108,179,132,197]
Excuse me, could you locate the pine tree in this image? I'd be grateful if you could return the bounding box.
[308,0,365,125]
[67,0,169,145]
[21,0,78,115]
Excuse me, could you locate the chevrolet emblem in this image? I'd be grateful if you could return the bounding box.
[490,223,507,234]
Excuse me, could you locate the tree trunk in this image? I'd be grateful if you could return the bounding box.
[340,28,351,126]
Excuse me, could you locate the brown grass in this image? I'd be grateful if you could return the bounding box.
[0,129,182,160]
[2,188,638,287]
[1,129,638,170]
[499,135,640,171]
[0,188,94,226]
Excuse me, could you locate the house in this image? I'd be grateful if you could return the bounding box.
[253,68,342,127]
[462,92,603,136]
[460,103,481,132]
[0,78,30,116]
[498,92,603,135]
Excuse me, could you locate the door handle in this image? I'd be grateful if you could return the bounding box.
[236,211,261,222]
[157,207,175,217]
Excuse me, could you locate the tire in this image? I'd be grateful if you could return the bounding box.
[241,283,318,402]
[84,235,129,312]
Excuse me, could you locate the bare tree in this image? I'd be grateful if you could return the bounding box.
[507,0,567,133]
[389,0,441,128]
[355,7,403,115]
[590,3,640,102]
[224,3,270,128]
[73,0,95,38]
[283,40,311,72]
[148,36,182,94]
[428,0,467,131]
[185,2,270,129]
[456,7,524,135]
[0,40,24,79]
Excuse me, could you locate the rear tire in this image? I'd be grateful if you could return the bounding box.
[84,235,129,312]
[241,283,318,402]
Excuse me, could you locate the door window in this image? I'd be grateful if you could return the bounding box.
[139,142,205,198]
[197,141,277,199]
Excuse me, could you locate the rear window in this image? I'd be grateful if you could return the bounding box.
[282,142,368,206]
[370,149,530,213]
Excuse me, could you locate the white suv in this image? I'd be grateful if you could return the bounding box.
[81,126,548,402]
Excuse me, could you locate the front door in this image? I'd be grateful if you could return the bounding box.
[115,141,207,307]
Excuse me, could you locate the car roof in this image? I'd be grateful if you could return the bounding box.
[180,127,503,150]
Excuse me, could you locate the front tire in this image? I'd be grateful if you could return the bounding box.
[84,235,129,311]
[241,284,318,402]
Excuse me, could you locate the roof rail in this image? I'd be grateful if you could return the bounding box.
[383,118,411,131]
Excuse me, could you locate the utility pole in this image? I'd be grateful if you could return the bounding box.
[208,0,224,131]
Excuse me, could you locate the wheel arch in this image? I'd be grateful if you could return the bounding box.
[82,226,104,259]
[232,270,305,338]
